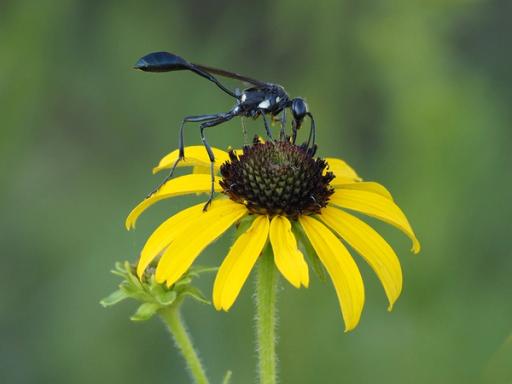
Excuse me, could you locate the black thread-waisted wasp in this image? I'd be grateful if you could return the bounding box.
[134,51,316,210]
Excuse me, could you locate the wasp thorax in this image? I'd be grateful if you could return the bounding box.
[220,139,334,219]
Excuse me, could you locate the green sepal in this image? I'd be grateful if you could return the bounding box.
[100,289,128,307]
[292,221,327,282]
[119,281,144,298]
[131,302,160,321]
[189,265,218,275]
[149,278,167,296]
[221,370,232,384]
[174,277,192,287]
[157,290,177,306]
[182,286,210,304]
[101,260,214,321]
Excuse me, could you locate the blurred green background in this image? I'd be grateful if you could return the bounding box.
[1,1,511,383]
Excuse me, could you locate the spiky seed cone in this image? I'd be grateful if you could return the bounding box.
[220,139,334,219]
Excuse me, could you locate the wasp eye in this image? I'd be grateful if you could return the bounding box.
[291,98,308,121]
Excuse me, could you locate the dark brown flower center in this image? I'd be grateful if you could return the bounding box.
[219,139,334,219]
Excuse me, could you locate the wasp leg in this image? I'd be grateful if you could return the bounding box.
[198,113,236,211]
[271,112,286,140]
[306,113,316,149]
[146,113,224,198]
[279,109,287,141]
[291,120,298,144]
[241,117,248,146]
[259,111,274,141]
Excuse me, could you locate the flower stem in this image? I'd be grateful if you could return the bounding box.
[255,245,278,384]
[159,305,210,384]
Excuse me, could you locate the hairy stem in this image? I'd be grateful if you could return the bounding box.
[255,246,278,384]
[160,306,210,384]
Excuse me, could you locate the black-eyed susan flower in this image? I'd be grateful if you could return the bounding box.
[127,139,420,331]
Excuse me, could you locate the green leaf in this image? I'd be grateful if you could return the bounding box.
[130,302,160,321]
[100,289,128,307]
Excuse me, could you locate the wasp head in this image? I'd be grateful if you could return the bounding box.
[291,97,308,129]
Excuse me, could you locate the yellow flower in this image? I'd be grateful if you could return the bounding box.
[127,140,420,331]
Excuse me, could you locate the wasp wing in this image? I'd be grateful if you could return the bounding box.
[192,63,270,88]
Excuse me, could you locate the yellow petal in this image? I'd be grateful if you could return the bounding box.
[336,181,393,200]
[330,177,357,187]
[192,165,211,174]
[136,202,205,278]
[153,146,231,174]
[325,157,361,184]
[269,216,309,288]
[299,216,365,332]
[213,215,269,311]
[125,174,222,230]
[155,199,248,286]
[329,189,420,253]
[319,206,402,310]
